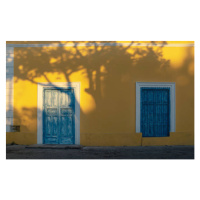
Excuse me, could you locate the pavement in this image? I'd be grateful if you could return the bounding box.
[6,145,194,159]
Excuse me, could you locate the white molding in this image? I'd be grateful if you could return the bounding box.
[6,47,14,53]
[6,74,14,80]
[6,66,14,75]
[6,47,14,131]
[6,95,13,102]
[37,82,80,145]
[6,43,194,48]
[6,79,14,89]
[6,118,13,125]
[6,110,13,118]
[6,102,13,111]
[136,82,176,133]
[6,53,14,58]
[6,125,11,132]
[6,57,14,65]
[6,89,14,96]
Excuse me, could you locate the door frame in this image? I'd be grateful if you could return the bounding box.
[37,82,80,144]
[136,82,176,134]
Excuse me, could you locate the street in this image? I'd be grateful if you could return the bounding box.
[6,145,194,159]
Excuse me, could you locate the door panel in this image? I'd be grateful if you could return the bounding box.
[59,89,74,144]
[43,88,75,144]
[141,88,170,137]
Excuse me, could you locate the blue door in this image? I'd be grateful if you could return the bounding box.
[141,87,170,137]
[43,88,75,144]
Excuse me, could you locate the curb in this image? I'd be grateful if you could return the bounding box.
[25,145,83,149]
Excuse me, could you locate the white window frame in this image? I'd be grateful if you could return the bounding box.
[37,82,80,144]
[136,82,176,133]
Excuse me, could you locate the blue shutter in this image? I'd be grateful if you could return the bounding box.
[141,87,170,137]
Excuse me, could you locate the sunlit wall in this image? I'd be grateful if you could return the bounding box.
[6,41,194,145]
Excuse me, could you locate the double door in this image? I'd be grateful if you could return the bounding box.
[43,88,75,144]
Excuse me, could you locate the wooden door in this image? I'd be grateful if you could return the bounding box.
[43,88,75,144]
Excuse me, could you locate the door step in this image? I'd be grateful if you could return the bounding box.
[25,144,83,149]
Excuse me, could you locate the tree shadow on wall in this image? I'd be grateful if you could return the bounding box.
[12,41,194,134]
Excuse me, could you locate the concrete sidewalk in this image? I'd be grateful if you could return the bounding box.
[6,145,194,159]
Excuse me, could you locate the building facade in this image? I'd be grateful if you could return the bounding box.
[6,41,194,146]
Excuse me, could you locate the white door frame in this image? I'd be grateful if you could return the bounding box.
[37,82,80,144]
[136,82,176,133]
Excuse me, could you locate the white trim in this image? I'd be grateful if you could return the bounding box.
[37,82,80,145]
[6,89,14,96]
[6,42,194,48]
[136,82,176,133]
[6,66,14,75]
[6,47,14,53]
[6,125,11,132]
[6,96,14,104]
[6,47,14,132]
[6,110,13,118]
[6,118,13,125]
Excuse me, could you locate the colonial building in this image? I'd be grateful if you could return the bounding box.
[6,41,194,146]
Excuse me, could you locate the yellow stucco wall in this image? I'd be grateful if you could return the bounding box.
[6,41,194,146]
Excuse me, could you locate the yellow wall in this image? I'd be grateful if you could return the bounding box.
[6,41,194,146]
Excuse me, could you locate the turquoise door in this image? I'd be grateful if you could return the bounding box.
[43,88,75,144]
[141,87,170,137]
